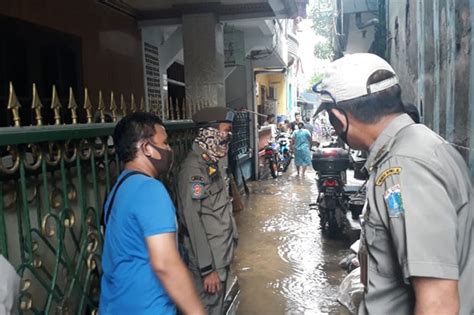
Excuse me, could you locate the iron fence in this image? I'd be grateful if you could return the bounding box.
[0,82,197,314]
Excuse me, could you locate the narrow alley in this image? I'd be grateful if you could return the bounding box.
[233,167,352,315]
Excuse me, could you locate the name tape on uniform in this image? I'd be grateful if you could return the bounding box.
[376,167,401,186]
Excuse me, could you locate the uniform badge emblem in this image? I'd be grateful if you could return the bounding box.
[376,167,401,186]
[191,176,205,182]
[192,183,205,199]
[384,184,405,217]
[208,166,217,176]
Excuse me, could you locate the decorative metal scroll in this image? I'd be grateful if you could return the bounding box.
[0,82,197,314]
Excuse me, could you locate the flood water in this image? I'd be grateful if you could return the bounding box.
[233,167,352,315]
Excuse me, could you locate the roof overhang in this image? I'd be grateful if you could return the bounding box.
[99,0,306,25]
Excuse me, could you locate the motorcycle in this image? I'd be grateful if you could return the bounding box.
[322,135,340,148]
[263,132,293,179]
[263,141,280,179]
[312,147,351,236]
[276,132,292,172]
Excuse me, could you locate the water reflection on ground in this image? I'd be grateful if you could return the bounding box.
[233,167,351,315]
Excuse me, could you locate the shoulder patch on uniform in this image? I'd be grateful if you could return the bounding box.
[191,182,206,199]
[376,167,401,186]
[384,184,405,217]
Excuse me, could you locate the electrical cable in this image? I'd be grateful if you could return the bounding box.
[246,20,280,60]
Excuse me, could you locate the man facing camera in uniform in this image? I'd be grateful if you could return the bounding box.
[100,112,204,315]
[315,53,473,315]
[176,107,238,315]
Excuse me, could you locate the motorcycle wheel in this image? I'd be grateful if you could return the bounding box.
[282,154,292,172]
[269,160,278,178]
[327,209,340,238]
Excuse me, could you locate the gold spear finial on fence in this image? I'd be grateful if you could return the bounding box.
[164,98,169,120]
[110,91,118,122]
[7,82,21,127]
[68,87,78,124]
[98,90,106,123]
[131,94,137,112]
[31,83,43,126]
[190,100,195,117]
[51,85,62,125]
[84,88,93,124]
[139,97,145,111]
[183,98,187,119]
[176,98,181,120]
[120,94,127,117]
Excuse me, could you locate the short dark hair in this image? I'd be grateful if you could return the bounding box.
[298,122,305,129]
[404,103,420,123]
[266,114,275,121]
[336,70,404,124]
[295,113,301,117]
[113,112,164,163]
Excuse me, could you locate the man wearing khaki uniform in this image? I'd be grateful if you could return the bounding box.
[314,53,473,314]
[176,107,238,315]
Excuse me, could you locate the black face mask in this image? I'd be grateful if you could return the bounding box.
[328,109,349,146]
[339,128,349,145]
[146,143,174,177]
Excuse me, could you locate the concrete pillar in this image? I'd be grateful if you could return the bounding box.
[182,13,225,108]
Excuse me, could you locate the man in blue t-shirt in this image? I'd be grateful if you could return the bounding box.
[100,112,204,315]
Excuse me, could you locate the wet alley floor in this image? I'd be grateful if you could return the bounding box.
[232,167,352,315]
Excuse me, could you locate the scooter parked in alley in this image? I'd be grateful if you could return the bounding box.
[263,132,292,178]
[311,147,351,237]
[276,132,292,172]
[263,140,280,179]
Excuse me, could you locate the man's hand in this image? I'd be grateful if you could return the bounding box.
[203,271,221,294]
[411,277,459,315]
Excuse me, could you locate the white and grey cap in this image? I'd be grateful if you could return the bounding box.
[316,53,399,112]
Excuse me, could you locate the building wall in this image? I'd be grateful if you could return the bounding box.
[256,74,269,108]
[268,73,286,115]
[386,0,473,178]
[255,73,287,115]
[286,66,298,119]
[225,66,248,109]
[343,12,377,54]
[0,0,144,104]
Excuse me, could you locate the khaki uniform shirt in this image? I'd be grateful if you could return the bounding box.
[359,114,474,315]
[176,143,238,276]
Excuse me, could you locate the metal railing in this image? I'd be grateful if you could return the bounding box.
[164,97,213,121]
[0,82,197,314]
